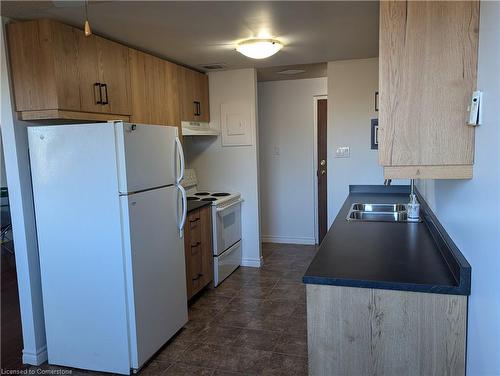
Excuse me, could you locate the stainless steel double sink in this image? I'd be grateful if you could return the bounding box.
[346,203,419,223]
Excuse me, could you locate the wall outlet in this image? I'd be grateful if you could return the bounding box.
[335,146,350,158]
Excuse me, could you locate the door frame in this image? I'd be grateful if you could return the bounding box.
[313,95,327,245]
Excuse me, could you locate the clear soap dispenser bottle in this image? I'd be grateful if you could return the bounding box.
[407,179,420,222]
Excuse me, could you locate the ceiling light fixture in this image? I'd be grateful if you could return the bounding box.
[83,0,92,37]
[236,39,283,59]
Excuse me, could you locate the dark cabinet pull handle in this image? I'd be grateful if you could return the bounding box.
[375,91,379,112]
[189,217,200,223]
[100,83,109,105]
[94,83,102,104]
[191,241,201,248]
[192,273,203,281]
[193,101,201,116]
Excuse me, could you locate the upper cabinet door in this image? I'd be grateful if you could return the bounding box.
[95,36,131,115]
[129,49,180,130]
[179,67,210,122]
[7,19,80,112]
[379,1,479,179]
[75,31,101,113]
[196,73,210,123]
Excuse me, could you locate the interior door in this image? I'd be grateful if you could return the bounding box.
[123,185,188,368]
[317,99,328,243]
[115,122,179,193]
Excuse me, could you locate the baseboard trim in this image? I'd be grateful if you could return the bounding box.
[22,345,47,365]
[261,235,316,245]
[241,256,263,268]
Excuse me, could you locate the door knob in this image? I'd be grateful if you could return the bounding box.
[320,159,326,166]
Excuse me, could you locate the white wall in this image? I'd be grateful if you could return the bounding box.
[1,19,47,364]
[184,69,262,267]
[327,58,396,224]
[1,130,6,187]
[417,3,500,375]
[258,78,327,244]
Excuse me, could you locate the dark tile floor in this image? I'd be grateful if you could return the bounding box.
[1,241,24,371]
[16,243,317,376]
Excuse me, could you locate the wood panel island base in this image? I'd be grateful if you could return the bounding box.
[306,285,467,376]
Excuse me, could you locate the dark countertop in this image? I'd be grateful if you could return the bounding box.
[187,200,212,213]
[303,185,471,295]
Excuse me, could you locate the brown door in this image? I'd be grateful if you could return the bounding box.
[317,99,328,243]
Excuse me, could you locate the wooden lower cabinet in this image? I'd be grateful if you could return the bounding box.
[184,206,213,299]
[307,284,467,376]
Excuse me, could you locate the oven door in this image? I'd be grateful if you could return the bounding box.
[213,199,242,256]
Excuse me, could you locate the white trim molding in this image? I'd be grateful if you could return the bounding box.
[241,256,263,268]
[261,235,316,245]
[22,345,47,366]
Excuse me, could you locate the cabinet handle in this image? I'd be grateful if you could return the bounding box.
[189,217,200,223]
[191,241,201,248]
[193,101,201,116]
[192,273,203,281]
[375,91,379,112]
[100,83,109,105]
[94,83,102,104]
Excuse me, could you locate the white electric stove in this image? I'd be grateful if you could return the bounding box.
[183,169,242,286]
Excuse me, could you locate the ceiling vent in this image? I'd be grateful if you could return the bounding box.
[200,64,227,71]
[277,69,306,75]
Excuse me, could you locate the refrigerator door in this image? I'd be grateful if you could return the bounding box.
[120,185,188,369]
[114,122,181,194]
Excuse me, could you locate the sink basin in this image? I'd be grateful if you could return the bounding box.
[346,202,419,223]
[351,203,407,212]
[347,211,408,222]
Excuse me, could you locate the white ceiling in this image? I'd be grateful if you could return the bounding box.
[1,1,379,72]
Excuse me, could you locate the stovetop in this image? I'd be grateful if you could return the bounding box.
[182,169,241,207]
[186,191,241,206]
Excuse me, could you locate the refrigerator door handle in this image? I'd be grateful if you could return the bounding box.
[175,136,185,184]
[177,184,187,238]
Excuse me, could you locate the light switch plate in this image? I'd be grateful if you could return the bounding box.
[335,146,350,158]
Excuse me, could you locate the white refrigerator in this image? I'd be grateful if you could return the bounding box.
[28,121,188,374]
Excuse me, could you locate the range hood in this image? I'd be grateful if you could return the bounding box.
[181,121,219,136]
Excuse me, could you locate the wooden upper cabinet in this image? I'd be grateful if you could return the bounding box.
[95,36,131,115]
[178,66,210,123]
[378,1,479,179]
[129,48,180,132]
[7,19,131,121]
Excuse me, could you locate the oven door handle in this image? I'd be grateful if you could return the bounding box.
[216,199,244,213]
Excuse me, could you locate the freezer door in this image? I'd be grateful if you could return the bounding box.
[115,122,181,193]
[120,185,188,369]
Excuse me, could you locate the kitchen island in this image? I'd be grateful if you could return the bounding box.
[303,185,470,376]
